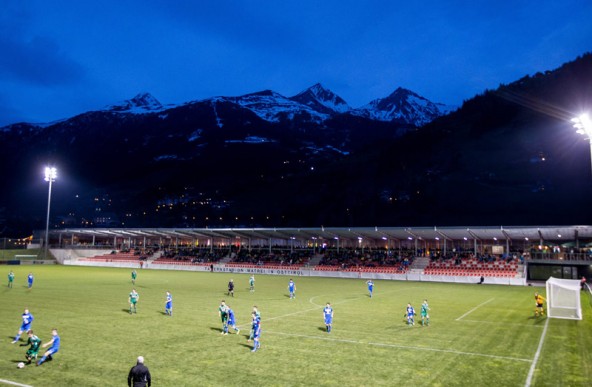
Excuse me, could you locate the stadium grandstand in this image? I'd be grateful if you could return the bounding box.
[32,225,592,285]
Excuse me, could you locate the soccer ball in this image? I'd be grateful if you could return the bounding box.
[17,362,25,368]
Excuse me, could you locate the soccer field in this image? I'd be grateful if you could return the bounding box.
[1,266,590,386]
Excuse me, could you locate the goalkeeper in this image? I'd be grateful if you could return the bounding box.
[534,292,546,317]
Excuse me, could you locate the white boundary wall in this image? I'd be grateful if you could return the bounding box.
[57,249,526,286]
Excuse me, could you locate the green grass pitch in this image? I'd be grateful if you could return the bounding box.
[1,265,590,386]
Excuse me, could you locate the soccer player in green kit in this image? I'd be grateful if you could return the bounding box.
[8,270,14,288]
[218,300,228,334]
[421,299,430,326]
[129,289,139,314]
[249,275,255,292]
[131,270,137,285]
[21,330,42,364]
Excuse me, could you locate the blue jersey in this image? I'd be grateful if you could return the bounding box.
[252,316,261,338]
[323,306,333,324]
[21,312,34,330]
[253,310,261,321]
[227,308,236,325]
[407,306,415,317]
[49,334,60,352]
[288,281,295,292]
[367,281,374,291]
[166,294,172,308]
[27,274,34,284]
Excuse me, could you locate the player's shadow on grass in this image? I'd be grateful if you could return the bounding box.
[317,327,328,332]
[528,316,547,325]
[238,343,253,349]
[209,327,223,333]
[158,311,168,315]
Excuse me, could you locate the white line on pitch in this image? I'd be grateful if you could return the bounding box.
[459,319,544,328]
[455,298,495,321]
[524,317,549,387]
[236,305,322,328]
[308,295,323,307]
[237,287,417,329]
[266,330,532,363]
[0,379,34,387]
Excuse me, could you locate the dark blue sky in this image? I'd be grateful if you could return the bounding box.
[1,0,591,126]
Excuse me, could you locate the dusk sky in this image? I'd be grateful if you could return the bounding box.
[1,1,591,126]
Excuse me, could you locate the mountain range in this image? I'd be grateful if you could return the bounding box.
[92,82,453,126]
[1,53,592,234]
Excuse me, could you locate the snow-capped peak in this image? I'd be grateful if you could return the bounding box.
[105,92,165,114]
[290,83,350,114]
[227,89,330,123]
[354,87,454,126]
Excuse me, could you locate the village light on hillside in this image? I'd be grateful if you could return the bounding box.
[44,167,57,260]
[572,114,592,175]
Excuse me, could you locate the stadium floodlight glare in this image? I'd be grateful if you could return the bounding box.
[572,113,592,175]
[44,167,57,260]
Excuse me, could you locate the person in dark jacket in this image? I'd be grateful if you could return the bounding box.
[128,356,151,387]
[228,279,234,297]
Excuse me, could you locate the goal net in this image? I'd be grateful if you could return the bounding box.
[546,277,582,320]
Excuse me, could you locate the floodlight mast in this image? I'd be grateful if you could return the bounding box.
[44,167,57,260]
[572,114,592,176]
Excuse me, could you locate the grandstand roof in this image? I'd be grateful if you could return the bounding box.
[53,225,592,242]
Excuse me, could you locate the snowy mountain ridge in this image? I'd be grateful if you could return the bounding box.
[290,83,350,115]
[2,85,453,130]
[225,89,330,123]
[354,87,455,126]
[104,92,168,114]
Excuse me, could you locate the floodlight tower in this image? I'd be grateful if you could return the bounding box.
[44,167,57,260]
[572,114,592,175]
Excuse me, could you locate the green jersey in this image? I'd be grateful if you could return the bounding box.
[26,335,42,356]
[129,291,139,304]
[421,303,429,316]
[131,271,137,279]
[219,305,228,322]
[249,277,255,286]
[8,273,14,282]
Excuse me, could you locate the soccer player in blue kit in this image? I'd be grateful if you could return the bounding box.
[27,272,34,288]
[323,303,333,333]
[288,279,296,299]
[406,303,416,326]
[37,328,60,366]
[366,280,374,298]
[225,306,240,335]
[12,308,34,343]
[165,291,173,316]
[248,306,261,341]
[250,311,261,352]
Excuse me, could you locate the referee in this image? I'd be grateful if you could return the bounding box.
[128,356,151,387]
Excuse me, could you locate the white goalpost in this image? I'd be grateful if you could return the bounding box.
[545,277,582,320]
